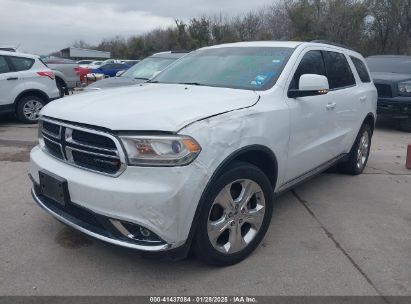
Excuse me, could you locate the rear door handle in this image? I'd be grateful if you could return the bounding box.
[326,102,337,110]
[359,96,367,102]
[7,77,18,81]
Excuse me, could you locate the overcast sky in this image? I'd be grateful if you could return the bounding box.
[0,0,277,55]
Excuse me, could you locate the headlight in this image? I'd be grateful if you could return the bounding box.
[120,135,201,166]
[398,82,411,96]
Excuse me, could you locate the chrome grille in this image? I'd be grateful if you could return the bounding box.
[39,118,126,176]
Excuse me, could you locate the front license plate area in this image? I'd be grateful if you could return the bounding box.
[39,170,70,206]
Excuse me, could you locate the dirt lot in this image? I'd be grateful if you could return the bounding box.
[0,116,410,296]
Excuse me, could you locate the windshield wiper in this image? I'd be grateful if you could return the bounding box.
[178,82,204,86]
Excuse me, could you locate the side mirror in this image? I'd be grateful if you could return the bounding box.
[288,74,329,98]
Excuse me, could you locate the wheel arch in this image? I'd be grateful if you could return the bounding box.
[14,89,50,112]
[363,112,376,134]
[181,145,278,257]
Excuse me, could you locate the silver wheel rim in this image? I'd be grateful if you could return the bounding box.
[23,100,43,121]
[207,179,266,254]
[357,131,370,169]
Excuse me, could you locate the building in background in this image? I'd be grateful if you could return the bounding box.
[59,47,110,60]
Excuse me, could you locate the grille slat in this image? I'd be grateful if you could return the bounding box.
[40,119,124,176]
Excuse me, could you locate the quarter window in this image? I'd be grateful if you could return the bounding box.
[323,51,356,89]
[0,56,10,74]
[350,56,371,83]
[291,50,326,89]
[8,56,34,71]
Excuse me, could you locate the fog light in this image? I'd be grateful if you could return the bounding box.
[110,219,165,244]
[140,227,151,237]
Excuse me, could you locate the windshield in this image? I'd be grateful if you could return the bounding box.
[366,57,411,74]
[122,57,176,79]
[152,47,294,90]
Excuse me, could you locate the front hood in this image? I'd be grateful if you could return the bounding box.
[86,77,146,90]
[371,72,411,83]
[42,83,259,131]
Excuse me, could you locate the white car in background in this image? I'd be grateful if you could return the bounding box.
[0,51,60,123]
[76,60,94,68]
[87,61,103,69]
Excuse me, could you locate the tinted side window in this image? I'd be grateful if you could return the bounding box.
[350,56,371,83]
[101,64,113,70]
[0,56,11,73]
[9,56,34,71]
[291,50,326,89]
[113,64,126,69]
[323,51,355,89]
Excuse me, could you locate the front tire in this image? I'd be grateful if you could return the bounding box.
[16,95,46,124]
[193,162,274,266]
[338,123,372,175]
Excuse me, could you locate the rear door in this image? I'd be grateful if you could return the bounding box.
[322,50,359,155]
[0,55,21,106]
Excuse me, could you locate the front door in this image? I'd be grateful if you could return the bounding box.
[283,49,337,182]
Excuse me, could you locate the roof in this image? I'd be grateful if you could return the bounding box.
[0,50,39,58]
[205,41,303,49]
[200,41,362,56]
[150,51,188,59]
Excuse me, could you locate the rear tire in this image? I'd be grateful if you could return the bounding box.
[193,162,274,266]
[16,95,46,124]
[338,123,372,175]
[56,79,66,98]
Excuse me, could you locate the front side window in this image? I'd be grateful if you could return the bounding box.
[291,50,326,89]
[350,56,371,83]
[0,56,10,73]
[323,51,356,89]
[8,56,34,71]
[152,47,294,91]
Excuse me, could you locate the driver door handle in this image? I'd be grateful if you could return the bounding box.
[7,77,18,81]
[326,102,337,110]
[359,96,367,102]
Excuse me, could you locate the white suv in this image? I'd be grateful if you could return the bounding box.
[0,51,60,123]
[29,41,377,265]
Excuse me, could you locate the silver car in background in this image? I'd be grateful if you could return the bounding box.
[85,51,187,91]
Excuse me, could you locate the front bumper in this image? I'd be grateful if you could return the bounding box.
[29,146,210,252]
[31,186,169,251]
[377,97,411,118]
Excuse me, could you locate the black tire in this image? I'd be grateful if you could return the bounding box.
[398,118,411,132]
[56,80,66,98]
[193,162,274,266]
[16,95,46,124]
[338,123,372,175]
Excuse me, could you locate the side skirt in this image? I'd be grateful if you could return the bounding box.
[275,153,348,197]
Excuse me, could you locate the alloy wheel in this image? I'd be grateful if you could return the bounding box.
[23,100,43,121]
[357,130,370,169]
[207,179,266,254]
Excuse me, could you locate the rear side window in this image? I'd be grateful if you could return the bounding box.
[0,56,11,73]
[323,51,356,89]
[291,50,326,89]
[8,56,35,71]
[350,56,371,83]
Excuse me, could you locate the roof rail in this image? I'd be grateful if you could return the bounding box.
[310,40,354,51]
